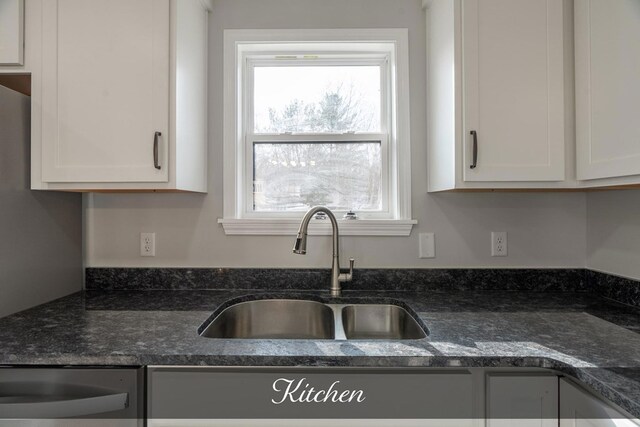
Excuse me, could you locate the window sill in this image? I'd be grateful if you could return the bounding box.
[218,218,417,236]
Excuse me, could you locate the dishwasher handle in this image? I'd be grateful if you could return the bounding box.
[0,391,128,419]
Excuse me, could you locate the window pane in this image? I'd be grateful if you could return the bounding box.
[254,65,381,134]
[253,142,382,212]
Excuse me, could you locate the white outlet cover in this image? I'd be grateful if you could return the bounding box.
[491,232,508,257]
[140,232,156,257]
[419,233,435,259]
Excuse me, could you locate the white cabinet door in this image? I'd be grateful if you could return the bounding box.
[575,0,640,181]
[0,0,24,65]
[560,379,640,427]
[486,375,558,427]
[41,0,170,183]
[462,0,565,182]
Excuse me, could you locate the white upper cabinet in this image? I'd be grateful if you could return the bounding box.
[575,0,640,182]
[426,0,568,191]
[0,0,24,65]
[33,0,210,192]
[560,378,640,427]
[41,0,170,184]
[462,0,565,183]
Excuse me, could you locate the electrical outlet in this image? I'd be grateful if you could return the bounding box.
[491,232,508,257]
[419,233,435,259]
[140,233,156,257]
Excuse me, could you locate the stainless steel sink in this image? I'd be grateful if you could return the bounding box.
[341,304,428,340]
[199,298,428,340]
[199,299,335,339]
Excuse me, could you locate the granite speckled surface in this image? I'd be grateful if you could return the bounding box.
[0,289,639,417]
[86,267,640,308]
[86,268,588,292]
[589,270,640,308]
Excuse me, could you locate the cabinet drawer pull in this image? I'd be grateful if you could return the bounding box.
[470,130,478,169]
[154,132,162,170]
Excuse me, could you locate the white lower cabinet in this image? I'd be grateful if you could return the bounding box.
[486,374,558,427]
[145,368,639,426]
[147,367,475,427]
[560,378,640,427]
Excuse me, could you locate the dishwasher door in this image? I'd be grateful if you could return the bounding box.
[148,367,475,427]
[0,367,143,427]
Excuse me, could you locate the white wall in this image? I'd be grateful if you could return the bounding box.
[0,86,82,318]
[587,191,640,280]
[85,0,587,269]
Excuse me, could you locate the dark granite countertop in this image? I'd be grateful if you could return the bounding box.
[0,290,639,418]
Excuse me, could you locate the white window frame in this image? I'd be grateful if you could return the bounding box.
[220,29,416,236]
[247,56,390,218]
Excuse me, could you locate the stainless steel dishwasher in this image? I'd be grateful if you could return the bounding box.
[0,367,143,426]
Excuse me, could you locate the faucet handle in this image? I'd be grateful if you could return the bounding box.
[340,258,355,283]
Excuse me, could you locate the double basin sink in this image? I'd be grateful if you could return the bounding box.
[199,299,428,340]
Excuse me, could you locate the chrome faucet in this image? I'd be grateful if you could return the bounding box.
[293,206,354,297]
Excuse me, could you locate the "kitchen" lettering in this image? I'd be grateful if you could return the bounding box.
[271,378,366,405]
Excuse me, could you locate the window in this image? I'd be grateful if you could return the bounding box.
[221,29,415,236]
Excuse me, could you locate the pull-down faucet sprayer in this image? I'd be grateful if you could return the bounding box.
[293,206,354,297]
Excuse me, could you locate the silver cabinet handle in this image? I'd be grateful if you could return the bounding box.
[154,131,162,170]
[470,130,478,169]
[0,391,128,419]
